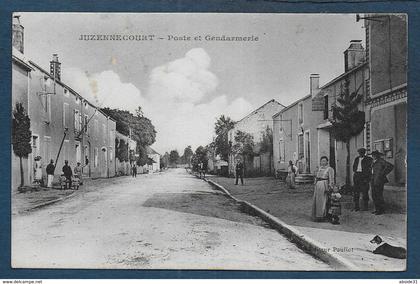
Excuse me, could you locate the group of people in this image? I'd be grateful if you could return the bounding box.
[33,156,84,189]
[311,148,394,225]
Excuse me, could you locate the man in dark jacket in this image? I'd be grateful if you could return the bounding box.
[46,159,55,188]
[371,150,394,215]
[235,159,244,185]
[352,148,373,211]
[62,160,73,189]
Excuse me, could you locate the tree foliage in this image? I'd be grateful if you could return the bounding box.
[115,138,129,162]
[232,130,255,158]
[214,115,235,161]
[180,145,194,165]
[12,103,32,158]
[169,150,180,165]
[330,79,365,188]
[12,103,32,188]
[101,107,156,146]
[330,80,365,143]
[258,126,273,154]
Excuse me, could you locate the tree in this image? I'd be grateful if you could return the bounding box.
[181,145,194,166]
[232,130,255,161]
[214,115,235,161]
[259,126,273,155]
[169,150,180,165]
[115,139,129,162]
[12,103,32,188]
[330,79,365,190]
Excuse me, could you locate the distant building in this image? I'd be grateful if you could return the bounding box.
[11,18,116,190]
[146,146,161,173]
[228,99,284,176]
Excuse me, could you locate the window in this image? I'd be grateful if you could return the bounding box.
[298,103,304,124]
[102,124,106,141]
[74,109,82,132]
[94,119,99,136]
[94,147,98,167]
[84,145,89,165]
[43,95,51,121]
[75,142,81,163]
[279,115,283,132]
[32,135,39,157]
[63,103,69,127]
[298,133,304,159]
[323,95,329,120]
[63,88,69,97]
[109,130,114,146]
[84,114,89,134]
[75,96,80,105]
[109,148,113,163]
[279,139,285,163]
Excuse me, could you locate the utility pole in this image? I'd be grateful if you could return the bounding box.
[54,127,69,173]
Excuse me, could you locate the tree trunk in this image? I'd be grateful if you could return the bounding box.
[346,140,351,188]
[19,156,24,188]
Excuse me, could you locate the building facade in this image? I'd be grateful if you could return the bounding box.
[364,14,407,187]
[273,40,368,186]
[11,19,116,191]
[146,146,161,173]
[228,99,284,176]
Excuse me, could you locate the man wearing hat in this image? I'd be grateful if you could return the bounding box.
[352,148,373,211]
[371,150,394,215]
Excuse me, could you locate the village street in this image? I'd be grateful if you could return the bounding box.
[12,168,330,270]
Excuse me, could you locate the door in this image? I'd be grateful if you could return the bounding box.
[329,132,336,179]
[101,147,108,178]
[304,131,311,173]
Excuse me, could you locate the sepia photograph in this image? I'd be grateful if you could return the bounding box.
[11,12,407,271]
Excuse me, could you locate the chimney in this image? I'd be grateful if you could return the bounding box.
[310,74,320,98]
[344,40,365,72]
[12,14,24,53]
[50,54,61,81]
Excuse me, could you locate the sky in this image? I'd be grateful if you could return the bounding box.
[19,13,365,154]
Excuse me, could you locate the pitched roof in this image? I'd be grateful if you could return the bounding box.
[234,99,285,124]
[146,146,160,156]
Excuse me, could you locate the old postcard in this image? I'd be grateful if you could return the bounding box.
[11,13,407,270]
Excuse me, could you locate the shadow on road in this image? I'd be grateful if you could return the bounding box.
[143,191,269,228]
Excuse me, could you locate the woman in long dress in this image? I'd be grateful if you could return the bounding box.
[311,156,335,222]
[286,160,297,189]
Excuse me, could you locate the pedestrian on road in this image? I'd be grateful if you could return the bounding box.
[235,159,244,185]
[352,148,373,211]
[199,162,204,178]
[74,162,83,185]
[286,160,298,189]
[311,156,335,222]
[62,160,73,189]
[371,150,394,215]
[132,163,137,178]
[46,159,55,188]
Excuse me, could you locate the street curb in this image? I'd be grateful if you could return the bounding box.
[205,178,361,271]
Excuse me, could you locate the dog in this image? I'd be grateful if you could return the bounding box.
[370,235,406,259]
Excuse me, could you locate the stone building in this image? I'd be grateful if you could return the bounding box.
[273,40,368,185]
[363,14,407,187]
[11,18,116,191]
[362,14,407,210]
[228,99,284,176]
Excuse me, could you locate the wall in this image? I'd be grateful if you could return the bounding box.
[366,13,407,186]
[229,100,284,175]
[273,95,324,175]
[368,14,407,97]
[23,62,116,185]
